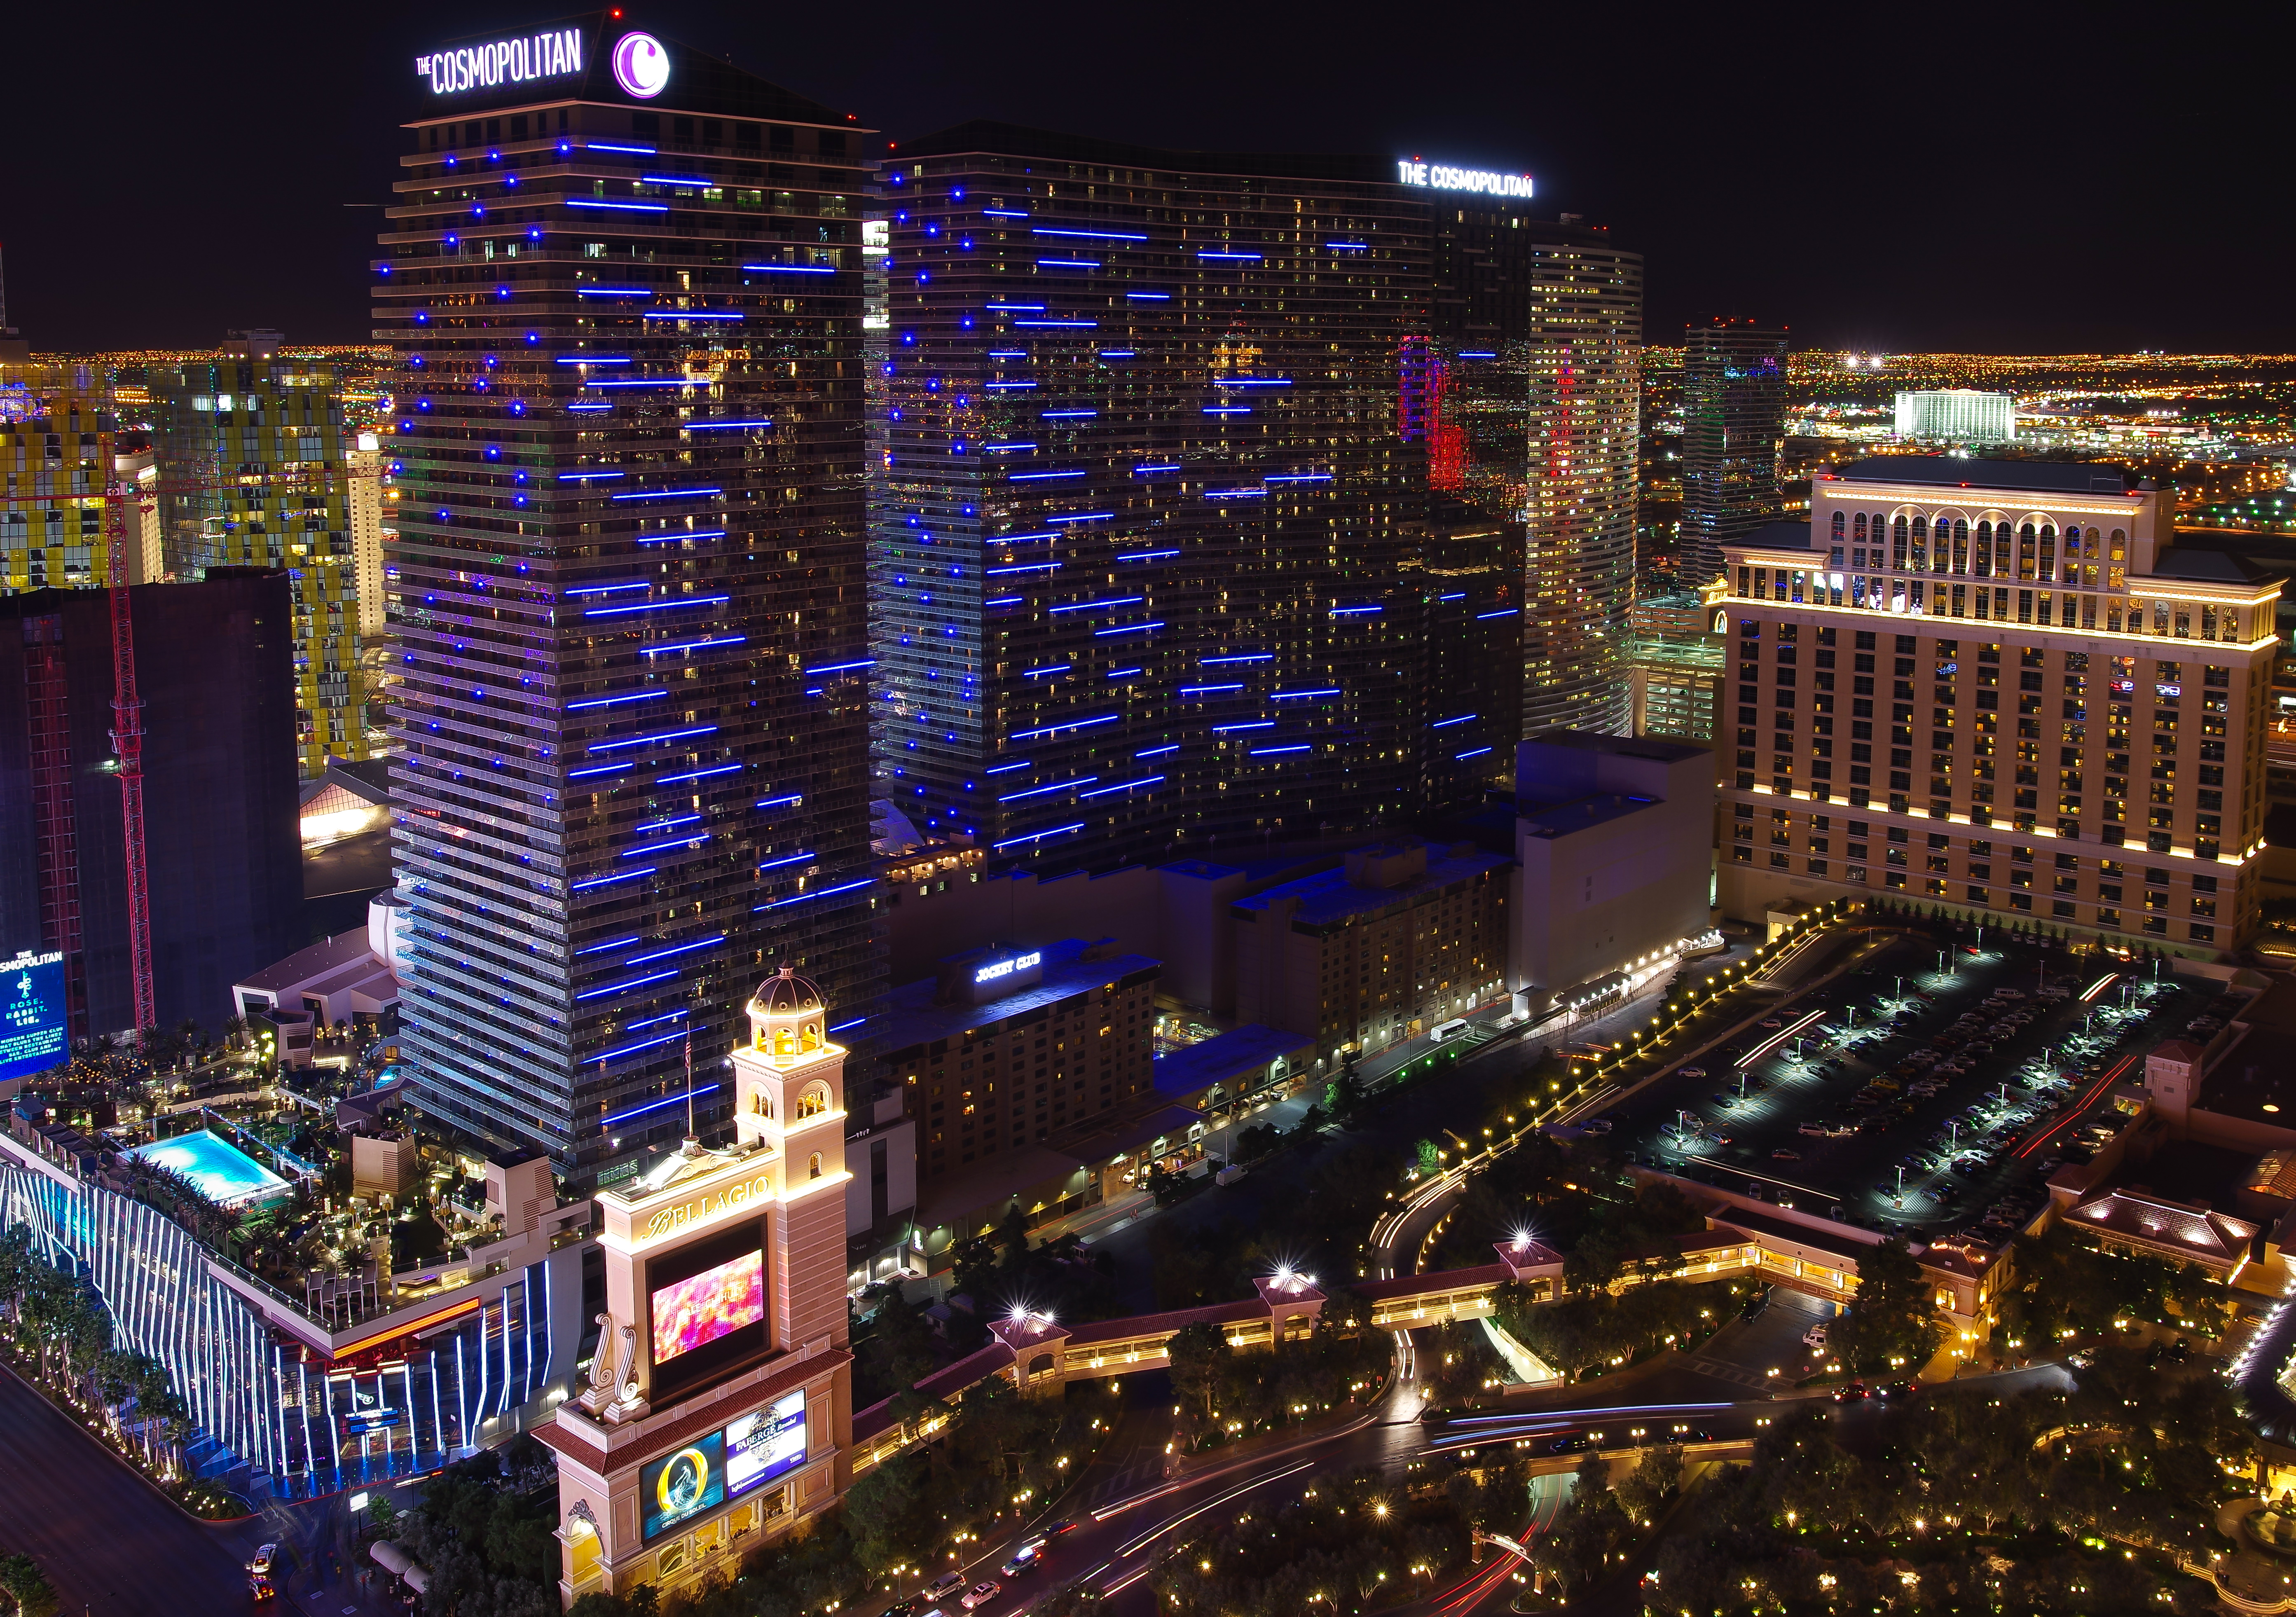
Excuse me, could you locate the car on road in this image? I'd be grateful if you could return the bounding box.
[1002,1551,1042,1578]
[924,1573,968,1603]
[1740,1292,1769,1321]
[880,1600,923,1617]
[1770,1148,1800,1161]
[247,1576,277,1605]
[961,1582,1003,1610]
[1876,1381,1916,1400]
[1802,1324,1830,1350]
[1042,1520,1077,1537]
[1676,1067,1706,1080]
[1831,1382,1870,1403]
[248,1545,278,1577]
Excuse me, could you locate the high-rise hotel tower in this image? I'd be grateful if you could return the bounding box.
[1719,458,2280,957]
[869,129,1630,866]
[380,16,880,1189]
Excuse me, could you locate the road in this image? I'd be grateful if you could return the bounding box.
[0,1364,255,1615]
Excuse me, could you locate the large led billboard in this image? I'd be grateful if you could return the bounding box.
[639,1432,726,1541]
[643,1222,770,1403]
[650,1249,764,1364]
[725,1389,806,1499]
[0,952,68,1086]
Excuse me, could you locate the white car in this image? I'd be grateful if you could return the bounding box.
[1802,1324,1829,1350]
[960,1581,1003,1611]
[924,1573,967,1602]
[248,1544,278,1577]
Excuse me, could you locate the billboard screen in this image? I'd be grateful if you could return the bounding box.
[650,1248,764,1366]
[0,952,68,1086]
[725,1389,806,1499]
[639,1432,725,1541]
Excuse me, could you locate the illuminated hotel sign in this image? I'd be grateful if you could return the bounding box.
[1395,160,1535,199]
[974,951,1042,985]
[640,1170,774,1245]
[0,950,68,1086]
[416,26,585,94]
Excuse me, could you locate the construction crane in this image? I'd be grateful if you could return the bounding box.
[94,457,387,1033]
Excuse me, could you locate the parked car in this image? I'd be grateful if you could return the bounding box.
[1803,1324,1830,1350]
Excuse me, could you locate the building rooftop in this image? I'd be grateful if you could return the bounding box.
[1520,729,1709,765]
[233,927,380,996]
[1518,792,1666,840]
[1228,843,1509,933]
[875,938,1161,1056]
[1152,1025,1316,1101]
[2059,1187,2259,1271]
[1826,456,2134,496]
[1738,518,1814,551]
[2149,546,2272,585]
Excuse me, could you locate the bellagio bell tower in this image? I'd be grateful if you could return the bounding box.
[539,968,855,1609]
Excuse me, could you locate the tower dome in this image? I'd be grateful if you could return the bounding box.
[747,965,830,1062]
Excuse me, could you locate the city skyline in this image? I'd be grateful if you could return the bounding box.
[5,3,2291,354]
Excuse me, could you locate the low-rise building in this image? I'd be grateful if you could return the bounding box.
[230,888,405,1042]
[1232,840,1512,1063]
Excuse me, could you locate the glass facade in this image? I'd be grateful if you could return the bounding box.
[378,42,881,1190]
[1679,321,1787,591]
[872,133,1429,867]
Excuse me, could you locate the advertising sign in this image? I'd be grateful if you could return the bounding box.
[650,1248,765,1365]
[0,952,68,1085]
[641,1432,726,1540]
[1394,160,1535,199]
[725,1389,806,1498]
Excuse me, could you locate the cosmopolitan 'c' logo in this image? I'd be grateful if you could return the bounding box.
[613,32,671,98]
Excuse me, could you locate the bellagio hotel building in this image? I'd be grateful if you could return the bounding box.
[1716,457,2280,959]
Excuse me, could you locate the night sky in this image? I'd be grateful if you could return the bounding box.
[7,2,2284,355]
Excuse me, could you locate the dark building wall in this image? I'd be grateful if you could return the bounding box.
[0,576,301,1034]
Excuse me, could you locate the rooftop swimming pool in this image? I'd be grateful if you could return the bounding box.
[131,1129,291,1207]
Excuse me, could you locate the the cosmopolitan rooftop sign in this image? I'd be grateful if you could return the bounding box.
[1395,160,1535,199]
[416,26,585,95]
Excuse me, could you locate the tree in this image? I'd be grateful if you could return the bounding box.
[1616,1445,1683,1527]
[0,1552,54,1617]
[996,1204,1032,1273]
[1830,1235,1943,1374]
[1166,1321,1227,1423]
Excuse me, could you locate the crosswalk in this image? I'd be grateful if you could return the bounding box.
[1682,1355,1774,1392]
[1077,1442,1167,1509]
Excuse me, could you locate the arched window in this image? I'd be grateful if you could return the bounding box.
[1952,520,1968,575]
[1974,521,1992,576]
[796,1084,829,1120]
[1853,512,1867,541]
[755,1091,773,1119]
[1831,510,1846,543]
[808,1151,823,1179]
[801,1023,822,1051]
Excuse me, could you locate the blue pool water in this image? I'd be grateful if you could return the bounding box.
[131,1130,291,1205]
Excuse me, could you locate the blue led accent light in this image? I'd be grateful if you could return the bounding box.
[1046,512,1114,524]
[1272,688,1341,700]
[985,595,1024,607]
[1252,744,1311,756]
[1180,684,1243,695]
[566,199,669,213]
[1098,350,1137,358]
[1081,776,1162,797]
[642,310,745,321]
[1126,292,1172,300]
[988,563,1060,576]
[1013,320,1097,328]
[1438,592,1467,601]
[753,877,873,912]
[583,141,657,154]
[1032,227,1147,241]
[587,725,719,753]
[571,867,653,891]
[555,357,632,366]
[1117,549,1180,561]
[754,794,804,810]
[1198,250,1263,260]
[1021,664,1072,678]
[1326,241,1369,250]
[578,936,642,956]
[583,595,731,617]
[575,287,651,297]
[1037,259,1101,269]
[981,208,1030,218]
[986,302,1047,311]
[1455,747,1493,761]
[1201,654,1271,665]
[586,379,690,390]
[992,823,1085,850]
[557,470,627,482]
[1105,667,1143,679]
[807,659,876,674]
[641,173,709,185]
[997,532,1058,544]
[576,970,679,1001]
[1203,407,1251,416]
[599,1083,720,1126]
[655,763,742,785]
[634,814,701,834]
[1431,714,1477,728]
[1214,721,1273,733]
[985,761,1033,775]
[1007,469,1086,480]
[1095,622,1161,637]
[1330,605,1384,615]
[683,419,774,429]
[1214,378,1292,388]
[1134,463,1181,475]
[757,851,817,869]
[1040,411,1098,419]
[623,934,726,966]
[984,381,1039,391]
[1458,350,1498,359]
[1477,608,1521,620]
[1137,744,1179,758]
[999,778,1093,803]
[739,263,838,275]
[566,402,613,412]
[985,442,1039,453]
[1264,473,1333,482]
[568,689,667,710]
[564,580,648,594]
[568,763,630,779]
[1204,489,1269,500]
[636,530,727,545]
[609,487,723,502]
[1048,596,1143,613]
[641,636,747,656]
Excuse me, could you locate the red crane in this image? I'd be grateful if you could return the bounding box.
[95,459,386,1035]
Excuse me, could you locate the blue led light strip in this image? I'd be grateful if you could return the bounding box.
[1010,714,1119,742]
[757,851,816,869]
[572,867,653,891]
[1081,776,1162,798]
[1000,777,1093,803]
[1201,654,1271,665]
[623,934,726,966]
[807,659,875,674]
[1253,744,1311,756]
[1048,596,1142,614]
[754,794,803,810]
[655,762,742,784]
[1477,608,1521,620]
[1272,688,1340,700]
[643,310,745,321]
[610,487,723,502]
[589,725,719,752]
[992,823,1086,850]
[754,878,873,913]
[1456,747,1494,760]
[1096,622,1162,637]
[641,635,746,655]
[575,970,678,1001]
[564,579,646,594]
[584,595,730,618]
[684,419,774,430]
[566,199,669,213]
[1032,227,1147,241]
[1432,714,1477,728]
[600,1084,720,1127]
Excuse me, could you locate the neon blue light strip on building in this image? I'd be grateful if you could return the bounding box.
[1264,473,1333,482]
[1033,227,1147,241]
[586,379,690,389]
[568,763,630,779]
[566,199,669,213]
[1180,684,1243,695]
[739,263,837,274]
[583,141,657,154]
[643,310,745,321]
[985,442,1038,452]
[1105,667,1142,678]
[986,302,1046,311]
[1327,241,1369,250]
[1118,550,1180,561]
[1096,621,1162,637]
[579,935,641,955]
[1198,250,1262,260]
[1041,411,1098,419]
[1201,654,1271,665]
[806,659,875,674]
[1214,722,1273,733]
[985,381,1039,391]
[556,358,632,365]
[1037,259,1101,269]
[564,578,646,593]
[1204,489,1268,499]
[992,823,1085,850]
[1330,605,1383,615]
[1477,608,1521,619]
[575,287,652,296]
[655,763,742,784]
[1126,292,1171,300]
[575,970,677,1000]
[985,595,1024,606]
[1252,744,1311,756]
[1215,378,1292,388]
[985,761,1032,774]
[754,794,803,810]
[998,532,1058,543]
[584,596,730,617]
[640,174,709,185]
[684,418,774,429]
[588,725,719,751]
[1134,463,1181,475]
[1439,592,1466,601]
[572,867,653,891]
[1272,688,1340,700]
[623,832,712,859]
[1456,747,1494,760]
[1008,469,1086,480]
[1046,512,1114,524]
[623,934,726,966]
[1432,714,1477,728]
[1098,350,1136,358]
[757,851,816,868]
[1022,663,1072,676]
[634,814,700,833]
[1081,776,1161,798]
[636,530,727,545]
[1137,744,1178,758]
[981,208,1030,218]
[999,778,1093,802]
[988,562,1060,576]
[610,487,722,502]
[640,635,746,655]
[1012,320,1098,329]
[599,1083,718,1125]
[753,877,873,912]
[1049,596,1142,614]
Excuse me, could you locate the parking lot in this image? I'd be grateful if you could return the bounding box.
[1614,936,2225,1245]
